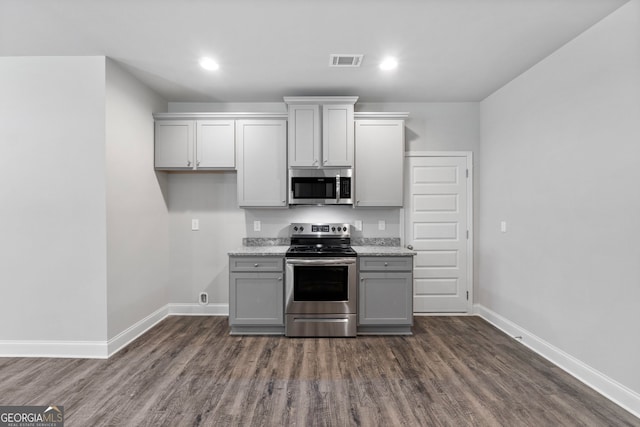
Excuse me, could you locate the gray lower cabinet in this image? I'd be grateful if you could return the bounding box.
[358,256,413,335]
[229,256,284,335]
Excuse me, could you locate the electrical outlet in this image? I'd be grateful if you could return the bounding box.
[253,220,261,232]
[199,292,208,305]
[355,220,363,231]
[500,221,507,233]
[378,220,386,231]
[191,219,199,231]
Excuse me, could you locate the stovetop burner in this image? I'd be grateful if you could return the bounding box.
[286,223,356,258]
[286,244,357,257]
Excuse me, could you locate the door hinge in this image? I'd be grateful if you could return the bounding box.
[466,168,469,178]
[466,291,469,300]
[466,230,469,239]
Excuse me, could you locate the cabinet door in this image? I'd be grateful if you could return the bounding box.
[155,120,194,169]
[229,272,284,326]
[354,120,404,207]
[196,120,235,169]
[359,272,413,325]
[236,120,287,207]
[288,105,320,167]
[322,104,354,167]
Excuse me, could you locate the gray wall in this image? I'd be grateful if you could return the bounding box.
[105,59,170,339]
[166,101,480,305]
[0,57,109,341]
[357,102,480,153]
[168,173,245,306]
[479,0,640,394]
[0,57,172,346]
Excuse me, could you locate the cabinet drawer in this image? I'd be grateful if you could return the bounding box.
[230,256,283,272]
[359,256,413,272]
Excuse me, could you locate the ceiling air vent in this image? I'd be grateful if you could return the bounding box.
[329,54,364,67]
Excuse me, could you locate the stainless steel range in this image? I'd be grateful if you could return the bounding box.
[285,223,357,337]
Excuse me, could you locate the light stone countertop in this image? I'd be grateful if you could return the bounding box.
[352,246,416,256]
[227,246,289,256]
[228,245,416,257]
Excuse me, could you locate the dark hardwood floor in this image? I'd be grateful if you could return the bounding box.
[0,316,637,426]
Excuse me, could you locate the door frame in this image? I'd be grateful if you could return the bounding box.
[402,151,474,313]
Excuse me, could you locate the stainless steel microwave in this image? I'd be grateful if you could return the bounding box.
[288,168,353,205]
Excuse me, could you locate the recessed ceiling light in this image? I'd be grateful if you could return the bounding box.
[199,57,219,71]
[379,57,398,71]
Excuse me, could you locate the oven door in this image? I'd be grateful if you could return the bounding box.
[285,257,356,315]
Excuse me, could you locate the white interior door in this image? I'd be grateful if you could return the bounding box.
[405,155,472,313]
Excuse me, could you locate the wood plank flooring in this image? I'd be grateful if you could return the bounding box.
[0,316,637,426]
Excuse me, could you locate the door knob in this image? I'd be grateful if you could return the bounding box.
[407,245,414,250]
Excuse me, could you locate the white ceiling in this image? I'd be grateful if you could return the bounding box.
[0,0,628,103]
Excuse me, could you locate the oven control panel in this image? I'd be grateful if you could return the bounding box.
[290,223,350,237]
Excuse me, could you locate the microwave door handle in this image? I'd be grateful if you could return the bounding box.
[336,174,340,203]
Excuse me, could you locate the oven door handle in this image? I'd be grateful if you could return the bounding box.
[286,258,356,266]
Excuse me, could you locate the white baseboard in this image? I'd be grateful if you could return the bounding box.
[107,304,228,356]
[0,303,229,360]
[474,304,640,419]
[167,303,229,316]
[413,312,473,316]
[0,340,108,359]
[107,305,169,357]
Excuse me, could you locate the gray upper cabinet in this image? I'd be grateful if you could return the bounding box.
[287,104,321,167]
[236,119,287,207]
[354,119,405,207]
[322,104,354,167]
[154,119,235,170]
[285,96,357,168]
[155,120,194,169]
[196,120,235,169]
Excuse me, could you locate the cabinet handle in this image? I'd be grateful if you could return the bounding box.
[384,262,388,267]
[196,160,200,167]
[187,160,192,167]
[254,263,259,267]
[278,276,282,281]
[407,245,414,250]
